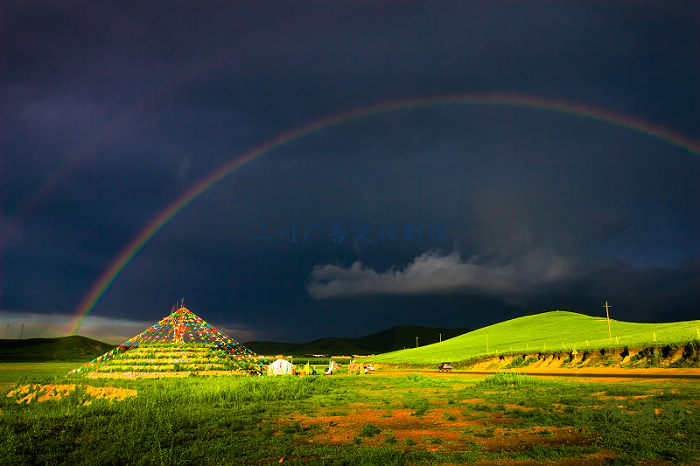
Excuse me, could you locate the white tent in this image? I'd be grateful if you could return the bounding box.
[267,359,293,376]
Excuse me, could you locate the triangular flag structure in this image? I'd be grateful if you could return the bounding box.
[71,306,265,376]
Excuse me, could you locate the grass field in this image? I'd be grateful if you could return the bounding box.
[0,362,698,464]
[373,311,700,365]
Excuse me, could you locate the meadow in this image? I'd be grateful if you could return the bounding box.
[374,311,700,365]
[1,362,698,465]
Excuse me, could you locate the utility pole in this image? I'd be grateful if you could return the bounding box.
[604,301,612,340]
[415,336,419,348]
[20,322,24,339]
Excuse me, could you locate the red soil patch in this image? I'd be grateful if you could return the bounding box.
[285,405,595,454]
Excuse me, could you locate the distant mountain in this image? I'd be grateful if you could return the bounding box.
[0,335,114,362]
[243,325,472,356]
[0,326,473,361]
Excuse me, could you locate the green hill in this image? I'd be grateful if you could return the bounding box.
[244,325,471,356]
[372,310,700,364]
[0,336,114,362]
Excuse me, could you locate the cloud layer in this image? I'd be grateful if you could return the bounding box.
[307,250,578,299]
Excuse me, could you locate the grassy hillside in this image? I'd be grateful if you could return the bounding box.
[244,325,471,356]
[0,336,114,362]
[372,310,700,364]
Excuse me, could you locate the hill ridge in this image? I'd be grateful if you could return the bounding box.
[373,310,700,364]
[0,335,114,362]
[243,325,472,356]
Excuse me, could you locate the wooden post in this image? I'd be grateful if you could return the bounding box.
[439,333,442,343]
[415,336,419,348]
[604,301,612,340]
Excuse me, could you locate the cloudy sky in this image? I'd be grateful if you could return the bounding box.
[2,1,698,344]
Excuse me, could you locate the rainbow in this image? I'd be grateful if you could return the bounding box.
[70,93,700,335]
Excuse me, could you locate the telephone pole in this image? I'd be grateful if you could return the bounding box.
[604,301,612,340]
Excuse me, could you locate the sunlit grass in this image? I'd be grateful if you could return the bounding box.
[0,364,697,464]
[372,310,700,364]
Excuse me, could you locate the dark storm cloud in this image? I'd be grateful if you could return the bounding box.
[306,249,578,299]
[305,252,700,320]
[1,1,698,341]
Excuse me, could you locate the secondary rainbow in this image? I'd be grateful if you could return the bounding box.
[71,93,700,335]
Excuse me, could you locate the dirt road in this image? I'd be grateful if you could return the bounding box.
[373,367,700,381]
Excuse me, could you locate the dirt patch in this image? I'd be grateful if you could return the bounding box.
[285,406,595,454]
[5,384,137,405]
[290,407,476,451]
[475,425,595,453]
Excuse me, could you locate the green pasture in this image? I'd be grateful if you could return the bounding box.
[373,310,700,365]
[0,362,698,464]
[0,363,78,391]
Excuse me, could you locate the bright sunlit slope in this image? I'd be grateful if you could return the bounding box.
[372,310,700,365]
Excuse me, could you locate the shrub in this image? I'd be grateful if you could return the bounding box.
[406,373,425,382]
[477,372,547,388]
[403,397,430,416]
[503,356,525,369]
[359,423,381,437]
[282,421,304,435]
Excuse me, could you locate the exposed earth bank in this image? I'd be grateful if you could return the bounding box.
[370,341,700,373]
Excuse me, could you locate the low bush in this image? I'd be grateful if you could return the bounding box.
[359,423,381,438]
[477,372,548,388]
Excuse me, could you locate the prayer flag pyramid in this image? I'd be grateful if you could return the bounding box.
[72,305,265,375]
